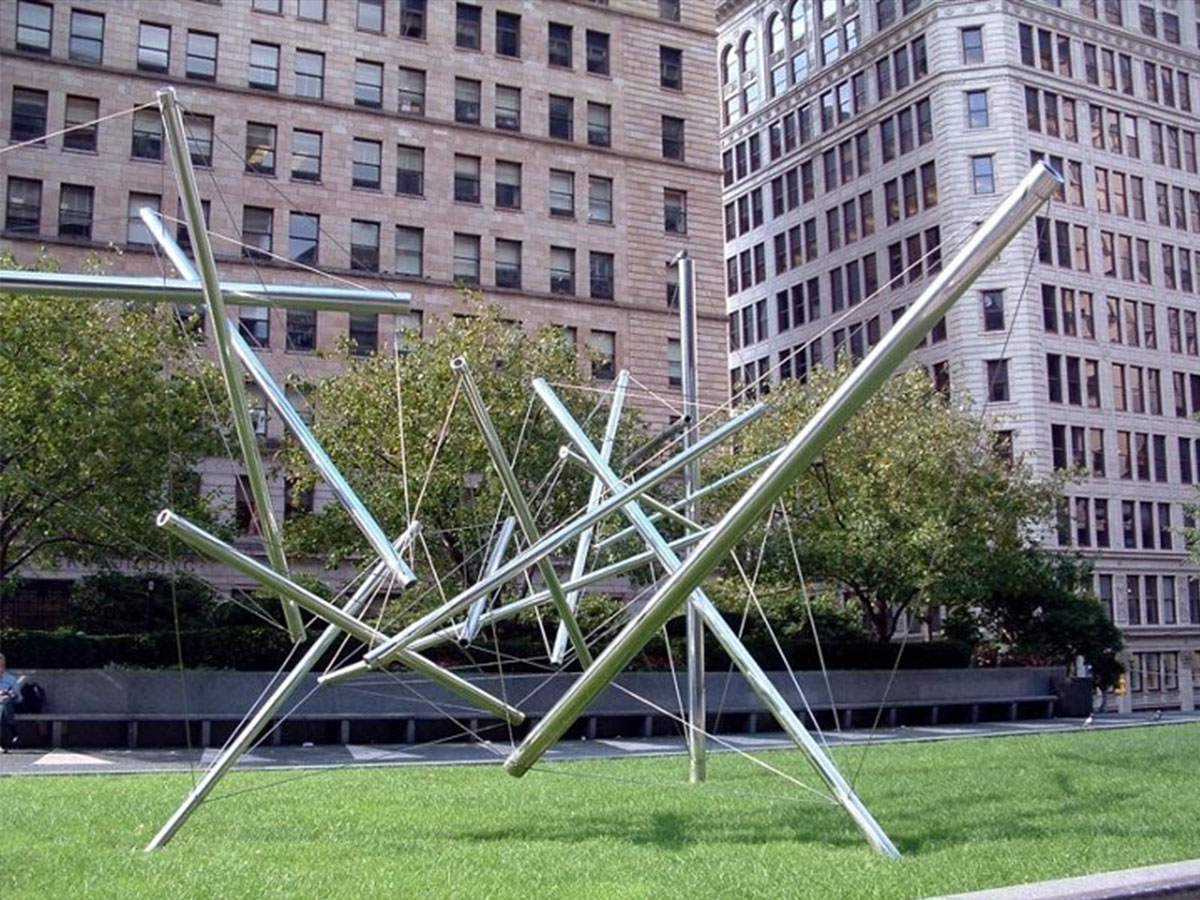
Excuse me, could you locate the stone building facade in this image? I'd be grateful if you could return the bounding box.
[0,0,726,611]
[718,0,1200,709]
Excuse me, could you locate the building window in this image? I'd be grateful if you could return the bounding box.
[63,96,99,152]
[11,87,46,147]
[549,170,575,218]
[966,90,988,128]
[589,176,613,224]
[15,1,52,53]
[397,67,426,116]
[550,246,575,295]
[291,129,322,182]
[590,251,615,300]
[495,238,522,289]
[399,0,426,39]
[456,3,482,50]
[355,60,383,108]
[986,359,1010,402]
[395,226,423,277]
[589,330,615,380]
[138,23,171,73]
[350,220,380,272]
[971,155,995,195]
[659,0,681,21]
[352,138,382,189]
[982,290,1004,331]
[587,30,610,75]
[126,192,160,245]
[961,26,983,64]
[289,212,319,265]
[455,78,481,124]
[454,154,481,204]
[249,42,280,91]
[295,50,325,99]
[587,102,611,147]
[496,11,521,57]
[453,232,481,285]
[667,339,682,387]
[296,0,325,19]
[396,145,424,196]
[131,107,163,159]
[286,309,316,352]
[5,177,42,234]
[184,113,213,167]
[245,122,276,175]
[549,95,574,141]
[242,206,273,259]
[549,23,572,68]
[664,189,687,234]
[239,307,270,350]
[252,0,281,12]
[356,0,382,31]
[348,313,378,355]
[495,85,521,131]
[185,30,217,81]
[57,184,93,240]
[69,10,104,64]
[495,160,521,209]
[660,46,683,89]
[662,116,685,161]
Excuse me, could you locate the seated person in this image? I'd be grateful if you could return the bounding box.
[0,653,22,752]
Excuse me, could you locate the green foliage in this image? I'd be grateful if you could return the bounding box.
[0,253,220,580]
[281,300,642,609]
[5,725,1200,899]
[943,550,1124,690]
[0,626,293,670]
[709,361,1062,642]
[65,570,220,634]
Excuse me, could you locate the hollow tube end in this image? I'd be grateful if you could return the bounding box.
[450,356,467,371]
[156,509,174,528]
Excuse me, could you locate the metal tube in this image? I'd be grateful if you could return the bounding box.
[358,401,769,667]
[0,270,410,314]
[452,357,592,666]
[145,521,421,851]
[230,320,415,586]
[460,516,517,646]
[156,510,524,725]
[527,379,900,857]
[593,448,783,552]
[550,371,629,664]
[139,208,199,281]
[560,447,699,532]
[677,253,706,785]
[156,87,304,643]
[621,415,690,470]
[503,163,1061,796]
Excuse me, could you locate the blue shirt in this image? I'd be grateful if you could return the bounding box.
[0,672,20,701]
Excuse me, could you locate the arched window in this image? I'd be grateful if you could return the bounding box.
[740,31,758,74]
[790,0,810,42]
[768,13,785,55]
[721,45,737,84]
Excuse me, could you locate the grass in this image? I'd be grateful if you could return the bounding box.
[2,724,1197,900]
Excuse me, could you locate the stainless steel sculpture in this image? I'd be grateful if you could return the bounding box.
[1,80,1062,858]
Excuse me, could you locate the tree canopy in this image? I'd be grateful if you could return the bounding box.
[0,255,218,583]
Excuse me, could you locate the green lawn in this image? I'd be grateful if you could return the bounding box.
[2,724,1197,900]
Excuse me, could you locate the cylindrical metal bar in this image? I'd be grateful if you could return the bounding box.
[156,511,524,725]
[550,371,629,664]
[461,516,518,646]
[452,357,592,666]
[157,88,304,643]
[621,415,690,470]
[145,521,421,851]
[504,163,1061,797]
[230,321,415,587]
[359,401,769,667]
[139,208,199,282]
[528,378,900,857]
[561,447,699,532]
[0,270,410,314]
[593,448,783,552]
[678,253,706,786]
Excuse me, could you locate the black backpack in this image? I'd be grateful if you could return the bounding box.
[15,681,45,714]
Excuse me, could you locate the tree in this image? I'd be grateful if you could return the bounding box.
[944,549,1124,689]
[708,361,1061,641]
[0,254,219,583]
[280,302,642,614]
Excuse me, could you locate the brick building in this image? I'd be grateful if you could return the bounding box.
[0,0,726,615]
[718,0,1200,709]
